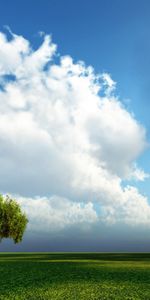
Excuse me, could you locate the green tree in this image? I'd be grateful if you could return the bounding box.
[0,194,28,243]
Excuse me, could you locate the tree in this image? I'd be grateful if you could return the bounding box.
[0,194,28,244]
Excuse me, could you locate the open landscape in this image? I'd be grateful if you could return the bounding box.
[0,252,150,300]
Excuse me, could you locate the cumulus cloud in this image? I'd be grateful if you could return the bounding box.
[0,30,149,233]
[17,195,98,232]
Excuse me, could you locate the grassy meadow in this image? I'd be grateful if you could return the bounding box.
[0,252,150,299]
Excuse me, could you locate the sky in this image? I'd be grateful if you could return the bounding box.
[0,0,150,251]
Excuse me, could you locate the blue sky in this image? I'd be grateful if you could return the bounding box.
[0,0,150,251]
[0,1,149,107]
[1,2,150,137]
[1,0,150,127]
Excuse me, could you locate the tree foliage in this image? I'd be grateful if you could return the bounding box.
[0,195,28,243]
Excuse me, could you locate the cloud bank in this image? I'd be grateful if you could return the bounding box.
[0,30,149,235]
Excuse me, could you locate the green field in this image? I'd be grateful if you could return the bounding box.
[0,253,150,299]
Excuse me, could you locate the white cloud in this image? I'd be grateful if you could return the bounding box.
[17,195,98,232]
[101,185,150,226]
[101,73,116,96]
[0,31,149,233]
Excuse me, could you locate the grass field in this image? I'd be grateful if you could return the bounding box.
[0,253,150,299]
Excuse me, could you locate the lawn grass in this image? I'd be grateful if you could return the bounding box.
[0,252,150,299]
